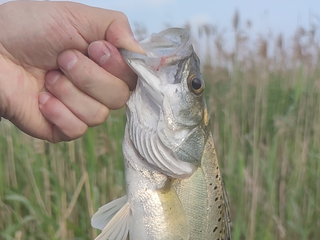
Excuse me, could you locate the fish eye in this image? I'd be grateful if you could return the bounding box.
[192,78,202,90]
[188,74,205,95]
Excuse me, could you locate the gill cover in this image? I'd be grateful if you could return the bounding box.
[121,28,208,178]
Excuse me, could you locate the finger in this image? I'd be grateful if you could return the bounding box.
[39,92,88,142]
[88,41,137,91]
[57,50,130,110]
[45,70,110,127]
[103,12,145,54]
[61,2,145,54]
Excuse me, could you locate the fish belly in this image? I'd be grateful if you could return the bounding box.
[125,163,189,240]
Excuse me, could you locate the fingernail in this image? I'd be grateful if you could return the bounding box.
[132,37,146,55]
[121,36,146,55]
[59,51,78,70]
[46,71,60,86]
[39,93,50,106]
[89,42,111,65]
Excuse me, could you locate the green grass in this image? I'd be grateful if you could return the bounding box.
[204,64,320,240]
[1,24,320,239]
[0,110,127,240]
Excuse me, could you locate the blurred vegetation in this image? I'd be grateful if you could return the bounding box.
[1,10,320,240]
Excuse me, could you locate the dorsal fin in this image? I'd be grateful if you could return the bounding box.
[91,196,130,240]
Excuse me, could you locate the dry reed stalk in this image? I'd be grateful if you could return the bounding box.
[53,143,67,240]
[85,169,95,240]
[14,230,22,240]
[78,139,96,239]
[54,171,87,239]
[272,215,286,238]
[6,124,17,188]
[257,35,268,60]
[279,141,288,239]
[101,166,107,204]
[68,141,77,190]
[248,70,268,240]
[25,157,48,216]
[233,10,239,31]
[33,139,52,217]
[107,151,116,200]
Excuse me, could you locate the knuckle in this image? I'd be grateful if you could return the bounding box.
[106,11,131,45]
[56,79,74,98]
[115,11,129,22]
[90,106,109,127]
[46,74,74,100]
[113,88,130,109]
[72,68,94,89]
[54,123,88,142]
[68,124,88,140]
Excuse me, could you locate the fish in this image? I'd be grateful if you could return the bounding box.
[91,28,231,240]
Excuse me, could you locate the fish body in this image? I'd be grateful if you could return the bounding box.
[91,28,231,240]
[172,134,231,239]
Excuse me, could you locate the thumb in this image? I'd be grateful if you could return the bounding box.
[106,14,146,54]
[64,2,145,54]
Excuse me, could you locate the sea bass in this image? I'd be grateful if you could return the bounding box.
[91,28,231,240]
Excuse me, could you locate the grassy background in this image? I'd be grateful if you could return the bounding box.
[1,14,320,240]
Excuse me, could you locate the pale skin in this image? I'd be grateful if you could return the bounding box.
[0,1,145,143]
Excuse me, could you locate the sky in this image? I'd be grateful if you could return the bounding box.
[73,0,320,56]
[1,0,319,52]
[66,0,320,38]
[1,0,319,37]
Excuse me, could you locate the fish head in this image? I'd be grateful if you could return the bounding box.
[122,28,209,177]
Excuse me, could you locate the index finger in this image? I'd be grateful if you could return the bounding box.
[88,41,137,91]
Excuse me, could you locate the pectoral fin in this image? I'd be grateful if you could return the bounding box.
[91,196,130,240]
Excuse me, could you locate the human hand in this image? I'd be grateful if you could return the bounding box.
[0,1,143,142]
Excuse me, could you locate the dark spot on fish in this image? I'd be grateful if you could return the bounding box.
[209,183,213,186]
[213,226,218,233]
[218,205,222,209]
[214,186,218,190]
[216,174,219,179]
[218,217,221,222]
[215,197,218,202]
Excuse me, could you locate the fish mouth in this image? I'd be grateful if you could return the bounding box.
[121,28,193,101]
[122,28,192,64]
